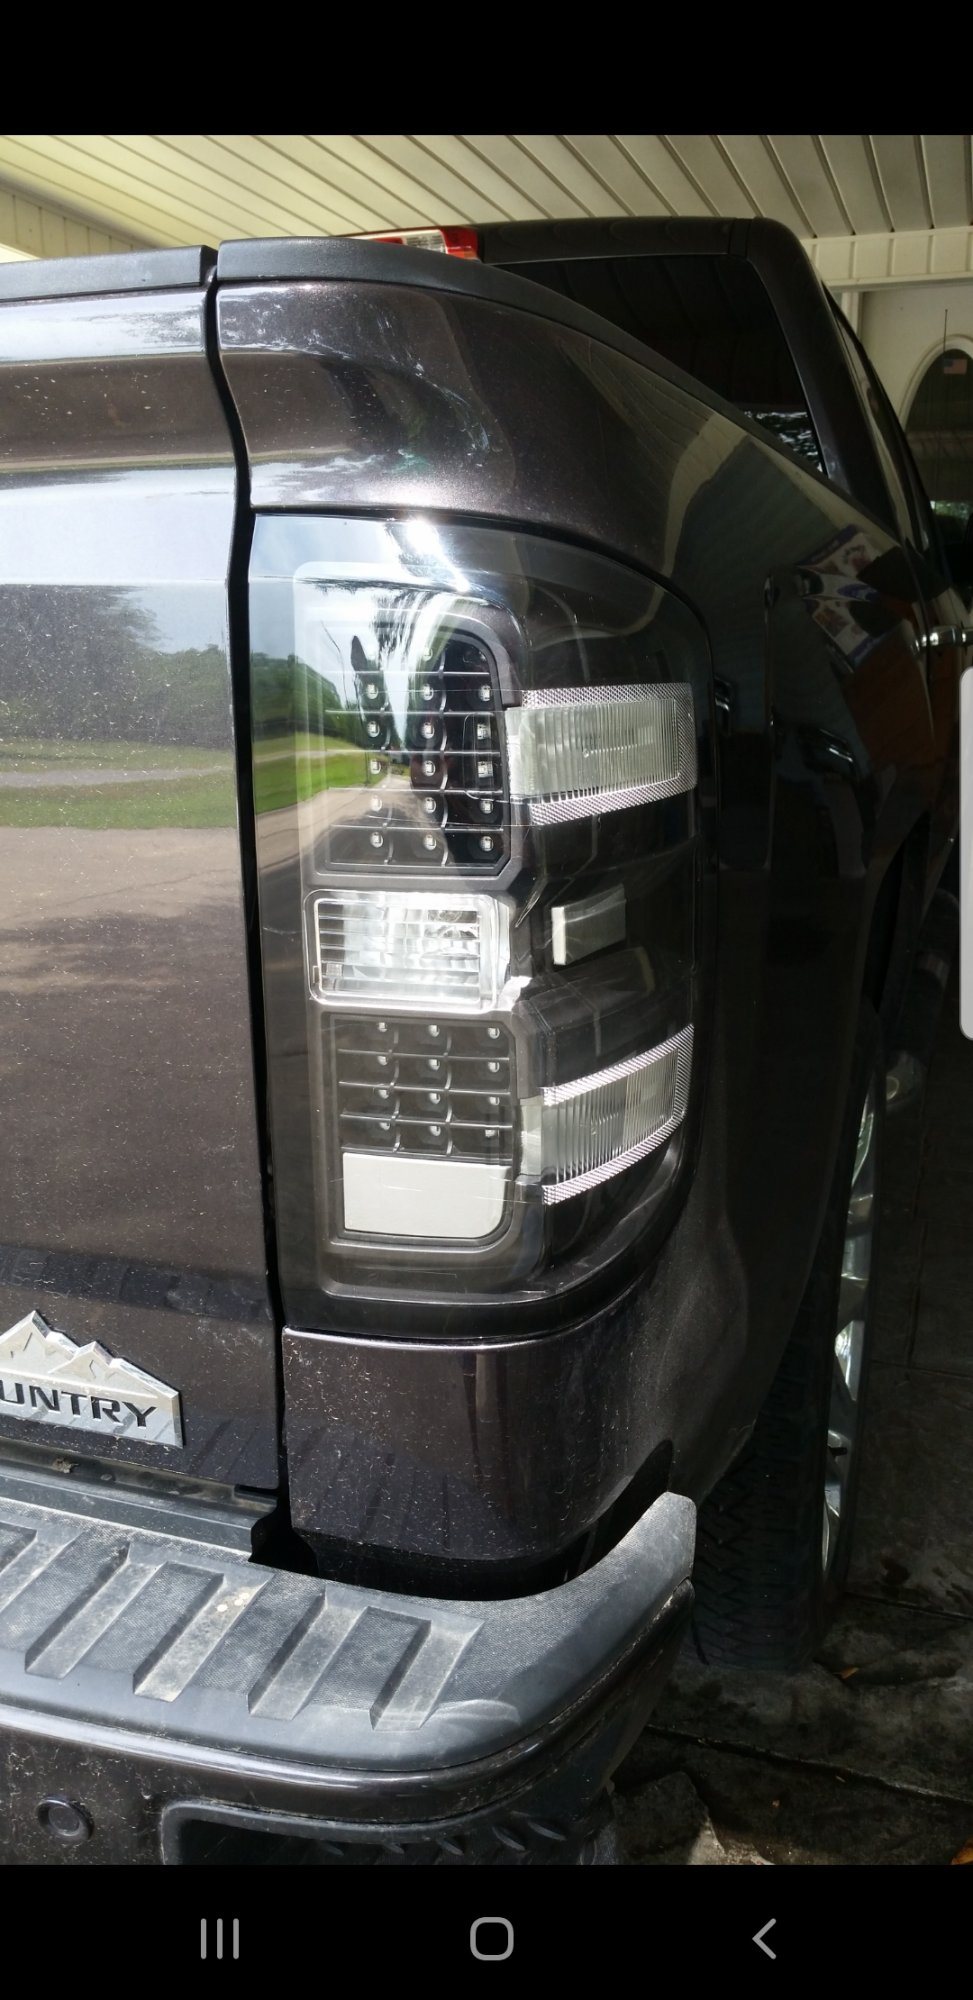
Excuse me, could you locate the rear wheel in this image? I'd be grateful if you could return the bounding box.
[693,1006,882,1669]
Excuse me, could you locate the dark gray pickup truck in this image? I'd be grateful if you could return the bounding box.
[0,216,967,1866]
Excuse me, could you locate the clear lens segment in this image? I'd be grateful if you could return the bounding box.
[535,1026,694,1202]
[506,684,696,824]
[309,891,510,1012]
[343,1153,507,1239]
[551,885,627,966]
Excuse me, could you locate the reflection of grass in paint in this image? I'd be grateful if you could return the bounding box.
[0,733,375,822]
[0,773,236,829]
[0,738,233,773]
[253,733,369,813]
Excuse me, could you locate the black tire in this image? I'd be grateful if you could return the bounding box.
[692,1004,884,1670]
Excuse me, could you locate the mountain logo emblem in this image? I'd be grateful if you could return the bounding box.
[0,1311,183,1447]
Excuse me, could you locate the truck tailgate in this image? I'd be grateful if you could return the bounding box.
[0,250,277,1489]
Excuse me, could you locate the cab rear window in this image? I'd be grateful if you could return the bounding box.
[496,251,823,472]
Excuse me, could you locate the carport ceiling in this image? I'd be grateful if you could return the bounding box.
[1,135,972,287]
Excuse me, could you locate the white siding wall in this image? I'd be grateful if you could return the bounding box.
[0,184,140,262]
[860,280,973,419]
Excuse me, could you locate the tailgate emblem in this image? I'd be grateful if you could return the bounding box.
[0,1311,183,1447]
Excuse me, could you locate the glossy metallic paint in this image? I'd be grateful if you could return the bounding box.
[0,283,277,1487]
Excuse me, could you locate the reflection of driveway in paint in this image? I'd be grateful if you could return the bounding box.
[0,765,229,789]
[0,821,277,1486]
[0,825,266,1272]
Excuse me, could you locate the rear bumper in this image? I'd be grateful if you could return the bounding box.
[0,1464,693,1864]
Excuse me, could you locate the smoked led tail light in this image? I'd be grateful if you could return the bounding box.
[251,517,707,1298]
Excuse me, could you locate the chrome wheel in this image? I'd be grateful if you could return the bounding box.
[822,1082,876,1577]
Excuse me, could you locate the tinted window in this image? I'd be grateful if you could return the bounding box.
[498,252,824,472]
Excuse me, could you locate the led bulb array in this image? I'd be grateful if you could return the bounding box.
[312,628,509,872]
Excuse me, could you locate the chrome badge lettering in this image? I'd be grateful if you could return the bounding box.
[0,1311,183,1446]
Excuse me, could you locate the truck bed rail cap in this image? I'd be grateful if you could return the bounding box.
[0,246,216,304]
[214,234,702,390]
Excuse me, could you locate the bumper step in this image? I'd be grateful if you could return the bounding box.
[0,1464,694,1778]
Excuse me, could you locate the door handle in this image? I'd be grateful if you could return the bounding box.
[919,625,969,648]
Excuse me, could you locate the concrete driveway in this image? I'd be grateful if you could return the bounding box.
[617,983,973,1866]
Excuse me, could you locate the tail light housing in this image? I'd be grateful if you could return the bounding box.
[251,517,710,1322]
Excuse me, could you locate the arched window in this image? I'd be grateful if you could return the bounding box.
[905,348,973,552]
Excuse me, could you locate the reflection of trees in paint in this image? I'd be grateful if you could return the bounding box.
[297,584,476,755]
[252,653,365,747]
[0,586,233,748]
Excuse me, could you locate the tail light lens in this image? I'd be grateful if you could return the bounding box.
[251,517,709,1315]
[353,226,480,258]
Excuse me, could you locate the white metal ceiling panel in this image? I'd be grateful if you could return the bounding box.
[305,134,471,227]
[260,135,424,230]
[613,136,711,216]
[0,134,970,267]
[817,136,890,234]
[511,135,626,216]
[458,136,585,218]
[148,134,348,233]
[563,135,669,216]
[356,135,506,222]
[716,135,809,236]
[870,134,932,232]
[406,137,541,221]
[920,134,972,230]
[766,135,850,236]
[660,137,755,216]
